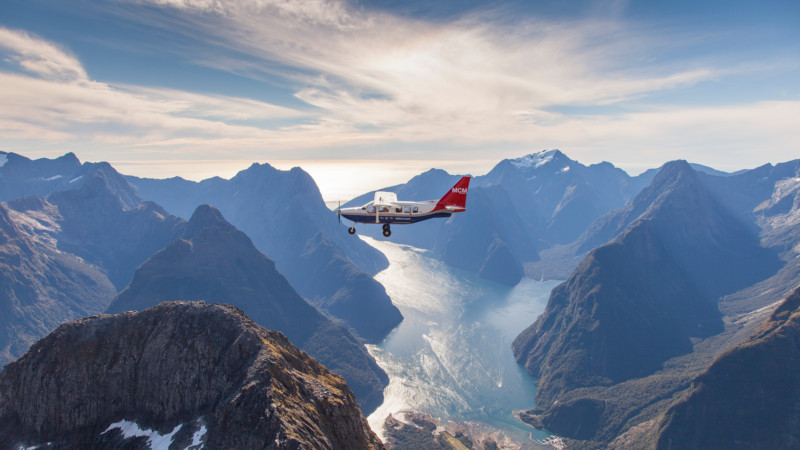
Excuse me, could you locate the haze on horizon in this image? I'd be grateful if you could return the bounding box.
[1,0,799,200]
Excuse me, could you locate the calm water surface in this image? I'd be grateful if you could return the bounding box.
[363,238,559,444]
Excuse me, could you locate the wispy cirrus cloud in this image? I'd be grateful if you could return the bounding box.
[0,26,310,153]
[1,0,798,188]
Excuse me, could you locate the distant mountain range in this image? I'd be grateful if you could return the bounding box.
[0,301,384,449]
[126,163,402,343]
[0,151,391,414]
[107,204,389,414]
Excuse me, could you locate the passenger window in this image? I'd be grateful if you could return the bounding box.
[412,206,419,213]
[403,206,411,213]
[395,207,402,213]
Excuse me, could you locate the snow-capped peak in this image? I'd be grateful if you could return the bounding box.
[510,150,561,169]
[0,153,8,168]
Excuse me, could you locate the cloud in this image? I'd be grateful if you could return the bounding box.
[1,4,798,181]
[125,0,724,144]
[0,27,88,81]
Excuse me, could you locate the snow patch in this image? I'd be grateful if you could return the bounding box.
[103,420,182,450]
[510,150,556,169]
[0,153,7,168]
[190,424,207,448]
[43,175,62,181]
[560,166,570,173]
[69,175,84,184]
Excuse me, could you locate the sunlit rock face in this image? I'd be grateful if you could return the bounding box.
[0,301,385,449]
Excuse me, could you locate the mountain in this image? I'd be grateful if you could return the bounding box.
[344,170,537,285]
[511,161,782,440]
[107,205,388,414]
[287,232,403,342]
[0,151,140,209]
[655,286,800,449]
[480,150,650,245]
[343,150,652,284]
[47,166,185,290]
[0,201,116,366]
[0,301,384,449]
[126,163,400,341]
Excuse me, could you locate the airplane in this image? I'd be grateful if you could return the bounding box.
[337,176,470,237]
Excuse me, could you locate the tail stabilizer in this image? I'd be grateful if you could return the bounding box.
[435,176,470,212]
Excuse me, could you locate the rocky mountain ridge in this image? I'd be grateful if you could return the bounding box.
[0,301,384,449]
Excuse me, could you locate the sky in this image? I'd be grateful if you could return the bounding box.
[1,0,799,200]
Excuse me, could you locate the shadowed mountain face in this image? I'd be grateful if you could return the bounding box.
[47,167,185,290]
[0,203,116,366]
[655,287,800,449]
[512,161,783,440]
[0,162,183,366]
[126,163,399,341]
[0,301,385,450]
[513,220,724,405]
[576,160,782,300]
[342,151,651,284]
[479,150,650,245]
[107,205,388,415]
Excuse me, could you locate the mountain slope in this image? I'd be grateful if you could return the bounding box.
[48,166,184,290]
[127,163,397,340]
[655,286,800,449]
[0,301,384,449]
[0,201,115,366]
[512,161,782,441]
[107,205,388,414]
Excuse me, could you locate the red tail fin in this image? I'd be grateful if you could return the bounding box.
[435,176,470,212]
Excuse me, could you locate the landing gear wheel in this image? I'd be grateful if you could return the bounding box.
[348,226,356,235]
[382,223,390,231]
[382,228,391,237]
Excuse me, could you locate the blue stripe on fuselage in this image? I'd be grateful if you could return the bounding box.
[341,211,452,224]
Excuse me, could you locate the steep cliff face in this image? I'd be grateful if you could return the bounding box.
[513,220,723,406]
[510,161,786,442]
[0,301,385,449]
[107,205,388,415]
[655,287,800,449]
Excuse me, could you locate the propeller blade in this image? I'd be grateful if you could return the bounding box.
[337,200,341,224]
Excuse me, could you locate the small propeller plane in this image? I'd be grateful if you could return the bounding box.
[337,176,470,237]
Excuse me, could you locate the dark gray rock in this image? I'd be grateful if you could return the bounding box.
[0,301,385,449]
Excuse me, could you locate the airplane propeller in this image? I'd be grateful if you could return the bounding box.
[336,200,341,224]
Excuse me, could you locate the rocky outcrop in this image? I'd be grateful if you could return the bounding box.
[655,286,800,449]
[0,301,385,449]
[107,205,389,415]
